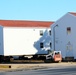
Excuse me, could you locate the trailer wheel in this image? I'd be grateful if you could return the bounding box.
[10,56,14,62]
[0,56,3,63]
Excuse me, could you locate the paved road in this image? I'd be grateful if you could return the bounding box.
[0,66,76,75]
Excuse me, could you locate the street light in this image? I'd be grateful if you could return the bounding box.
[53,24,58,51]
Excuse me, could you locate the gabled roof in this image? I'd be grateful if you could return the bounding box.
[0,20,54,27]
[69,12,76,16]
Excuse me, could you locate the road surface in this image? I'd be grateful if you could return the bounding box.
[0,65,76,75]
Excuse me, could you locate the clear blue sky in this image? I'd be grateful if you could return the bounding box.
[0,0,76,21]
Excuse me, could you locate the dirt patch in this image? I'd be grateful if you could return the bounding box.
[0,62,76,72]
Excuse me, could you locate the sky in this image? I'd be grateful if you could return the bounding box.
[0,0,76,21]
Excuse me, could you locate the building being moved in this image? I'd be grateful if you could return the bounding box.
[0,20,53,58]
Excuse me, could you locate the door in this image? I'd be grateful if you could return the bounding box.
[66,42,73,57]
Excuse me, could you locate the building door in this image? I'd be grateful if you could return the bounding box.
[66,42,73,57]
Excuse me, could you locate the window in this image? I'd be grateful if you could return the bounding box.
[49,30,51,35]
[66,45,72,50]
[40,43,43,48]
[40,30,43,36]
[66,41,72,50]
[67,27,71,34]
[50,43,52,48]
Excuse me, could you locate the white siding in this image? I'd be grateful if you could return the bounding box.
[51,13,76,59]
[3,27,51,56]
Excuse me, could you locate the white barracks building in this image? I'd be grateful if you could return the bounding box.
[0,20,53,56]
[51,12,76,60]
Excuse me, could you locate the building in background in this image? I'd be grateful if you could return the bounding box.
[51,12,76,60]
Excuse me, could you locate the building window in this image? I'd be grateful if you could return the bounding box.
[67,27,71,34]
[49,30,51,35]
[40,42,43,48]
[66,45,72,50]
[66,41,72,50]
[40,30,43,36]
[50,43,52,48]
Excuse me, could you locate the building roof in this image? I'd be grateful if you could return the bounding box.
[69,12,76,16]
[0,20,54,27]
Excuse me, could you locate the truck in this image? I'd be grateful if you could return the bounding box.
[45,51,62,62]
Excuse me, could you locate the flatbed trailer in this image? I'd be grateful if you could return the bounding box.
[10,59,44,63]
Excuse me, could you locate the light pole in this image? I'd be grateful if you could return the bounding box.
[53,25,58,51]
